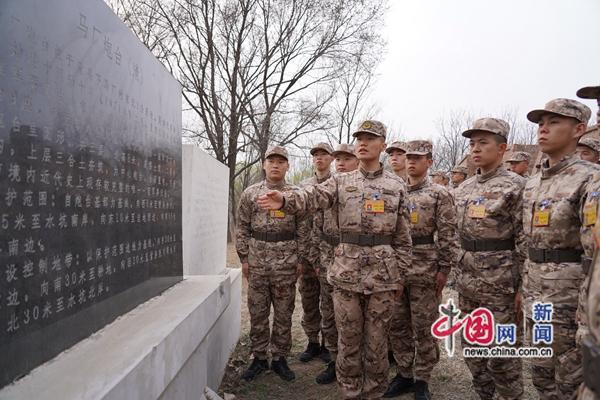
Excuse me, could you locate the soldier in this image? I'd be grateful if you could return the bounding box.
[454,118,525,400]
[576,85,600,400]
[505,151,531,177]
[298,142,334,363]
[236,146,306,382]
[450,165,468,189]
[576,136,600,164]
[256,120,412,399]
[430,170,448,186]
[386,141,408,181]
[313,143,359,385]
[385,140,459,400]
[577,212,600,400]
[522,98,596,399]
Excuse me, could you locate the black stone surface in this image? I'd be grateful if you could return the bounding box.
[0,0,183,387]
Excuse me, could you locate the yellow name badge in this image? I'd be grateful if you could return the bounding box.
[364,199,385,213]
[269,209,286,218]
[410,211,419,224]
[533,210,550,227]
[583,202,597,227]
[467,204,486,219]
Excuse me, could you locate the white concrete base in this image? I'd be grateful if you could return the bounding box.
[0,269,242,400]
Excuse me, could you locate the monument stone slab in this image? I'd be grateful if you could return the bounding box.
[0,0,183,387]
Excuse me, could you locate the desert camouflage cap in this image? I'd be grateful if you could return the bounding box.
[405,140,433,156]
[578,136,600,153]
[265,145,289,160]
[461,117,510,139]
[352,119,387,138]
[331,143,356,157]
[310,142,334,155]
[385,141,407,154]
[506,151,531,162]
[527,98,591,124]
[577,85,600,100]
[451,165,468,175]
[429,170,447,178]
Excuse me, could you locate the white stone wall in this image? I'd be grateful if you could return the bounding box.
[182,145,229,276]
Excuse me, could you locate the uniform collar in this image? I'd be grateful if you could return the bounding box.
[315,170,331,183]
[476,164,504,183]
[407,176,429,192]
[541,153,577,179]
[265,179,286,190]
[360,164,384,179]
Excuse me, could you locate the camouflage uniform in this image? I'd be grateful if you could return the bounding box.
[299,153,333,345]
[281,120,413,399]
[311,143,357,362]
[522,99,595,400]
[236,149,308,361]
[389,140,460,382]
[576,85,600,400]
[455,118,525,400]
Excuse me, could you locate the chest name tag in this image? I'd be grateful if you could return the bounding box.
[270,209,286,218]
[533,210,550,227]
[583,202,597,227]
[364,199,385,213]
[410,211,419,224]
[467,204,486,219]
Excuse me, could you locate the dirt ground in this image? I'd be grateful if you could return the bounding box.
[219,244,538,399]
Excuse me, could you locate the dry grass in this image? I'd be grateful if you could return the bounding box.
[220,243,538,399]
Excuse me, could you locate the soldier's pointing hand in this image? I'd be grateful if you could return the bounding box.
[257,190,284,210]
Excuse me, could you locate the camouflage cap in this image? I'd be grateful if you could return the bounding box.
[577,85,600,100]
[506,151,531,163]
[578,136,600,153]
[451,165,468,175]
[461,118,510,139]
[331,143,356,157]
[429,170,447,178]
[385,141,407,154]
[405,140,433,156]
[527,98,591,124]
[265,145,288,160]
[310,142,334,155]
[352,120,387,138]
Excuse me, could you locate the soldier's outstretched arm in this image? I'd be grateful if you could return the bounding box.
[236,189,253,265]
[257,175,339,214]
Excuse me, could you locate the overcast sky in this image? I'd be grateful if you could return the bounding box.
[370,0,600,141]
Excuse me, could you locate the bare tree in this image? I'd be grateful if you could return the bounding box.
[330,38,382,144]
[106,0,387,238]
[433,110,473,171]
[500,107,537,145]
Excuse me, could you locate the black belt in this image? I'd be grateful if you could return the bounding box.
[528,248,583,264]
[321,232,340,247]
[251,231,296,242]
[412,235,435,245]
[340,232,393,246]
[583,335,600,394]
[461,238,515,252]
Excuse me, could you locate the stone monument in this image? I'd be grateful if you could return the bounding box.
[0,0,183,387]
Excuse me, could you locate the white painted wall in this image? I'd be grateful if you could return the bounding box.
[182,145,229,276]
